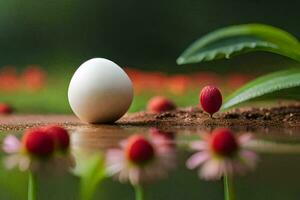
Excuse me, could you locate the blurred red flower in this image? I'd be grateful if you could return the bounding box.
[0,66,19,91]
[226,73,253,89]
[22,65,46,91]
[192,72,221,88]
[167,75,192,95]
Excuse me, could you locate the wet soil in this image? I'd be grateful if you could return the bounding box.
[0,103,300,133]
[119,103,300,133]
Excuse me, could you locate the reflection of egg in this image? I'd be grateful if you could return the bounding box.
[68,58,133,123]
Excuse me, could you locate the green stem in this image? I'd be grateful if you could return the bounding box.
[224,175,236,200]
[134,185,145,200]
[28,171,37,200]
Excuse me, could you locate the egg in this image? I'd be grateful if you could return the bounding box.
[68,58,133,123]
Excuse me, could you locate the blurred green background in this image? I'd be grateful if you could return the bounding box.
[0,0,300,113]
[2,0,300,70]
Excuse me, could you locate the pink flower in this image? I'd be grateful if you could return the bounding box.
[2,126,73,172]
[105,134,176,185]
[186,128,258,180]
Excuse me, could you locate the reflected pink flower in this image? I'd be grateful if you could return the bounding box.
[3,134,32,171]
[106,134,176,185]
[2,125,73,172]
[186,128,258,180]
[3,135,21,153]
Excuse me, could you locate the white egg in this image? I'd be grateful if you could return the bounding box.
[68,58,133,123]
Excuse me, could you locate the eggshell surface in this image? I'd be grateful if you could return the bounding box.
[68,58,133,123]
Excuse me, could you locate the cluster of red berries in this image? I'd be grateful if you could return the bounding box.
[147,85,222,117]
[22,125,70,158]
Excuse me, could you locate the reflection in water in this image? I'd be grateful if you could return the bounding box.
[2,125,300,200]
[247,140,300,154]
[3,131,74,174]
[71,126,135,153]
[186,128,258,180]
[105,132,177,185]
[72,126,178,200]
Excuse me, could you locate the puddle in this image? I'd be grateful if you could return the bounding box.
[1,126,300,200]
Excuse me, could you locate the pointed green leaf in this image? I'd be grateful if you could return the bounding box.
[177,24,300,65]
[222,69,300,109]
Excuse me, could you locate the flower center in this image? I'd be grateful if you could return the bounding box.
[126,135,155,165]
[43,125,70,151]
[22,129,55,157]
[210,128,238,157]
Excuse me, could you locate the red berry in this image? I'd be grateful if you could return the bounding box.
[0,103,13,114]
[22,129,55,157]
[147,96,176,113]
[126,135,154,164]
[210,128,238,157]
[43,125,70,151]
[200,86,222,116]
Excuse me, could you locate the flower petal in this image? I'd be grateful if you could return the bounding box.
[200,159,223,180]
[239,150,258,169]
[190,141,208,151]
[238,134,253,146]
[186,152,210,169]
[18,156,30,171]
[4,154,20,169]
[3,135,21,153]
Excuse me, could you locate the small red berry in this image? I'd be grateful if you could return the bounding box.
[210,128,238,157]
[200,86,222,116]
[43,125,70,151]
[126,135,154,165]
[147,96,176,113]
[22,129,55,157]
[0,103,13,114]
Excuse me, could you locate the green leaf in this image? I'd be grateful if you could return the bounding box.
[177,24,300,65]
[222,69,300,109]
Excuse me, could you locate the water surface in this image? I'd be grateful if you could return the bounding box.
[0,126,300,200]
